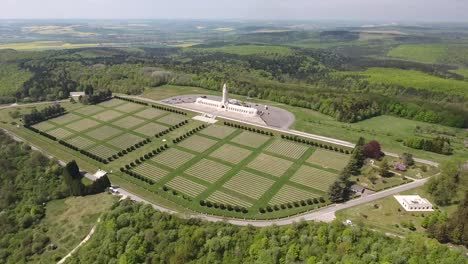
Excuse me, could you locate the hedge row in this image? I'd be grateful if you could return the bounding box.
[173,124,207,143]
[156,120,189,138]
[258,197,326,213]
[120,169,155,185]
[199,200,248,214]
[161,185,193,202]
[151,104,187,116]
[224,121,274,136]
[26,126,57,141]
[281,135,350,154]
[114,95,149,106]
[121,144,170,170]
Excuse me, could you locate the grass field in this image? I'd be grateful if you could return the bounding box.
[247,153,294,177]
[269,184,320,205]
[209,144,252,164]
[387,44,448,63]
[265,139,308,159]
[190,45,293,56]
[208,191,252,207]
[167,176,207,197]
[230,131,270,148]
[133,163,170,182]
[200,124,237,139]
[134,122,168,137]
[223,170,275,199]
[86,125,122,140]
[152,148,195,169]
[177,134,218,153]
[335,67,468,98]
[291,165,338,192]
[307,149,350,171]
[33,193,116,263]
[185,159,232,183]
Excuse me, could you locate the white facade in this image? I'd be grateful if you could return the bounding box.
[394,195,433,211]
[195,84,258,117]
[70,91,85,99]
[93,169,108,179]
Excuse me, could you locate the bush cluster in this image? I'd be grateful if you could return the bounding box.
[224,121,273,136]
[258,197,326,213]
[26,126,57,141]
[281,134,350,154]
[199,200,248,214]
[120,145,170,184]
[173,124,207,143]
[155,120,189,138]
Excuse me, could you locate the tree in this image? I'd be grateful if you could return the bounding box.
[379,159,393,177]
[363,140,383,159]
[401,153,414,166]
[329,180,348,203]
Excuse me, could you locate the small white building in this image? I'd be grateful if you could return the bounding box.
[394,195,433,211]
[93,169,108,179]
[70,92,85,100]
[195,84,258,117]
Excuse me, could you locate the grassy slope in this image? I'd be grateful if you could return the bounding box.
[30,193,117,263]
[335,67,468,98]
[387,44,448,63]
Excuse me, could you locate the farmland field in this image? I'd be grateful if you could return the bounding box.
[335,67,468,98]
[387,44,447,63]
[306,149,350,171]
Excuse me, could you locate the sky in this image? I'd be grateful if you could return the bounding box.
[1,0,468,22]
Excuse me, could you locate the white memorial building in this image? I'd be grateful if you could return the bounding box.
[394,195,434,211]
[195,84,258,116]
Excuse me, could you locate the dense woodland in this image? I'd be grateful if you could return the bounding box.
[1,43,467,128]
[0,131,69,263]
[66,199,467,264]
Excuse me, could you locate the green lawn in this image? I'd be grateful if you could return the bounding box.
[335,67,468,98]
[30,193,117,263]
[336,186,458,237]
[387,44,448,63]
[188,45,293,56]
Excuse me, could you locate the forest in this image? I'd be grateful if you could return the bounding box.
[66,199,467,264]
[0,44,467,128]
[0,131,69,263]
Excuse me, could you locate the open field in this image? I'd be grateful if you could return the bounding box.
[32,121,56,131]
[134,108,167,119]
[48,127,74,139]
[108,133,144,149]
[112,116,146,129]
[33,193,116,263]
[335,67,468,98]
[66,118,99,132]
[93,110,124,122]
[387,44,448,63]
[67,136,96,149]
[190,45,293,56]
[199,124,237,139]
[50,113,81,125]
[0,41,105,50]
[134,122,168,137]
[86,125,122,140]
